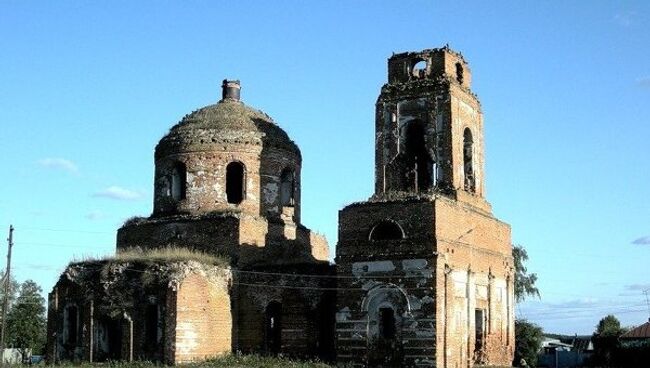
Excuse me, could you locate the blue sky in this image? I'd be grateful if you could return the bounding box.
[1,1,648,335]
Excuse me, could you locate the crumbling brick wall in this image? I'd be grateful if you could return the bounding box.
[172,272,233,363]
[46,261,233,365]
[336,200,438,367]
[434,197,514,368]
[234,263,336,361]
[336,46,514,368]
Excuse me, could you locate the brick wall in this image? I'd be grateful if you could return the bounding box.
[234,264,336,361]
[172,271,233,363]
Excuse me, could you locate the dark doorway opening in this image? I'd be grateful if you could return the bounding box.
[65,305,79,346]
[226,162,245,204]
[144,304,159,359]
[474,309,486,363]
[316,298,335,362]
[95,317,123,362]
[404,121,432,191]
[370,306,403,367]
[265,302,282,355]
[379,307,396,340]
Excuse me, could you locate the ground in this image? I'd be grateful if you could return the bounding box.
[52,354,333,368]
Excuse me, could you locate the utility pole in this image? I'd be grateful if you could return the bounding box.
[0,225,14,365]
[643,288,650,322]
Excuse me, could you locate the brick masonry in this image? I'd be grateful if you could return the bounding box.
[47,47,514,368]
[336,47,514,368]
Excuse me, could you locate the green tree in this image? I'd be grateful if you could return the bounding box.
[591,314,625,367]
[514,319,543,367]
[0,268,19,327]
[513,245,542,367]
[513,245,540,302]
[6,280,46,362]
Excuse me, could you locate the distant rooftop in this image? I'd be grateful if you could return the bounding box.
[621,319,650,339]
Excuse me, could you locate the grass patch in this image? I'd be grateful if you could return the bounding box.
[202,354,333,367]
[53,354,333,367]
[70,247,229,268]
[114,247,227,266]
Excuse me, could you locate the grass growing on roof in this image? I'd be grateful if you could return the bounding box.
[70,247,229,267]
[115,247,228,265]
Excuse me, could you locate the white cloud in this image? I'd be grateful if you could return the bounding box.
[85,210,105,220]
[632,235,650,245]
[93,186,143,201]
[626,283,650,291]
[37,158,79,174]
[636,77,650,88]
[25,263,57,271]
[614,11,640,27]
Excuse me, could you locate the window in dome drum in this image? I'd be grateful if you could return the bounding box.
[171,162,187,200]
[226,161,245,204]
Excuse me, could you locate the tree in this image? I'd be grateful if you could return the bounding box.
[0,268,19,330]
[513,245,541,367]
[595,314,624,336]
[513,245,540,302]
[6,280,46,362]
[514,319,543,367]
[591,314,625,367]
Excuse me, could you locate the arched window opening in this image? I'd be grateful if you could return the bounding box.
[64,305,79,345]
[463,128,475,192]
[279,168,295,207]
[404,121,433,191]
[171,162,187,201]
[379,307,397,340]
[265,301,282,355]
[412,59,427,79]
[369,220,405,241]
[456,62,464,84]
[226,161,245,204]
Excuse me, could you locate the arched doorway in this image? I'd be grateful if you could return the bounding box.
[363,285,409,367]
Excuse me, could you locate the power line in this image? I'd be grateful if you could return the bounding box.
[524,308,648,321]
[16,242,113,248]
[521,302,648,317]
[18,227,112,235]
[66,264,432,291]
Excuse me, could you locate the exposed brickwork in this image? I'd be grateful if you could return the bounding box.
[337,47,513,368]
[173,272,232,363]
[234,264,336,360]
[47,46,514,368]
[47,80,330,364]
[153,98,302,221]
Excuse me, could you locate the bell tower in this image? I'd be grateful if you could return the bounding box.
[336,46,514,368]
[374,46,486,204]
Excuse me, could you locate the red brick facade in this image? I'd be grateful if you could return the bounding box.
[47,47,513,367]
[336,47,514,368]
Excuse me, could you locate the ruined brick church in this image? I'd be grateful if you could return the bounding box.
[46,46,514,367]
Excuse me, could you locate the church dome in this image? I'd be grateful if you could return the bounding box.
[156,86,299,159]
[152,80,303,222]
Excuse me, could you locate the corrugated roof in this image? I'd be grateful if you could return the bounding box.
[621,320,650,339]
